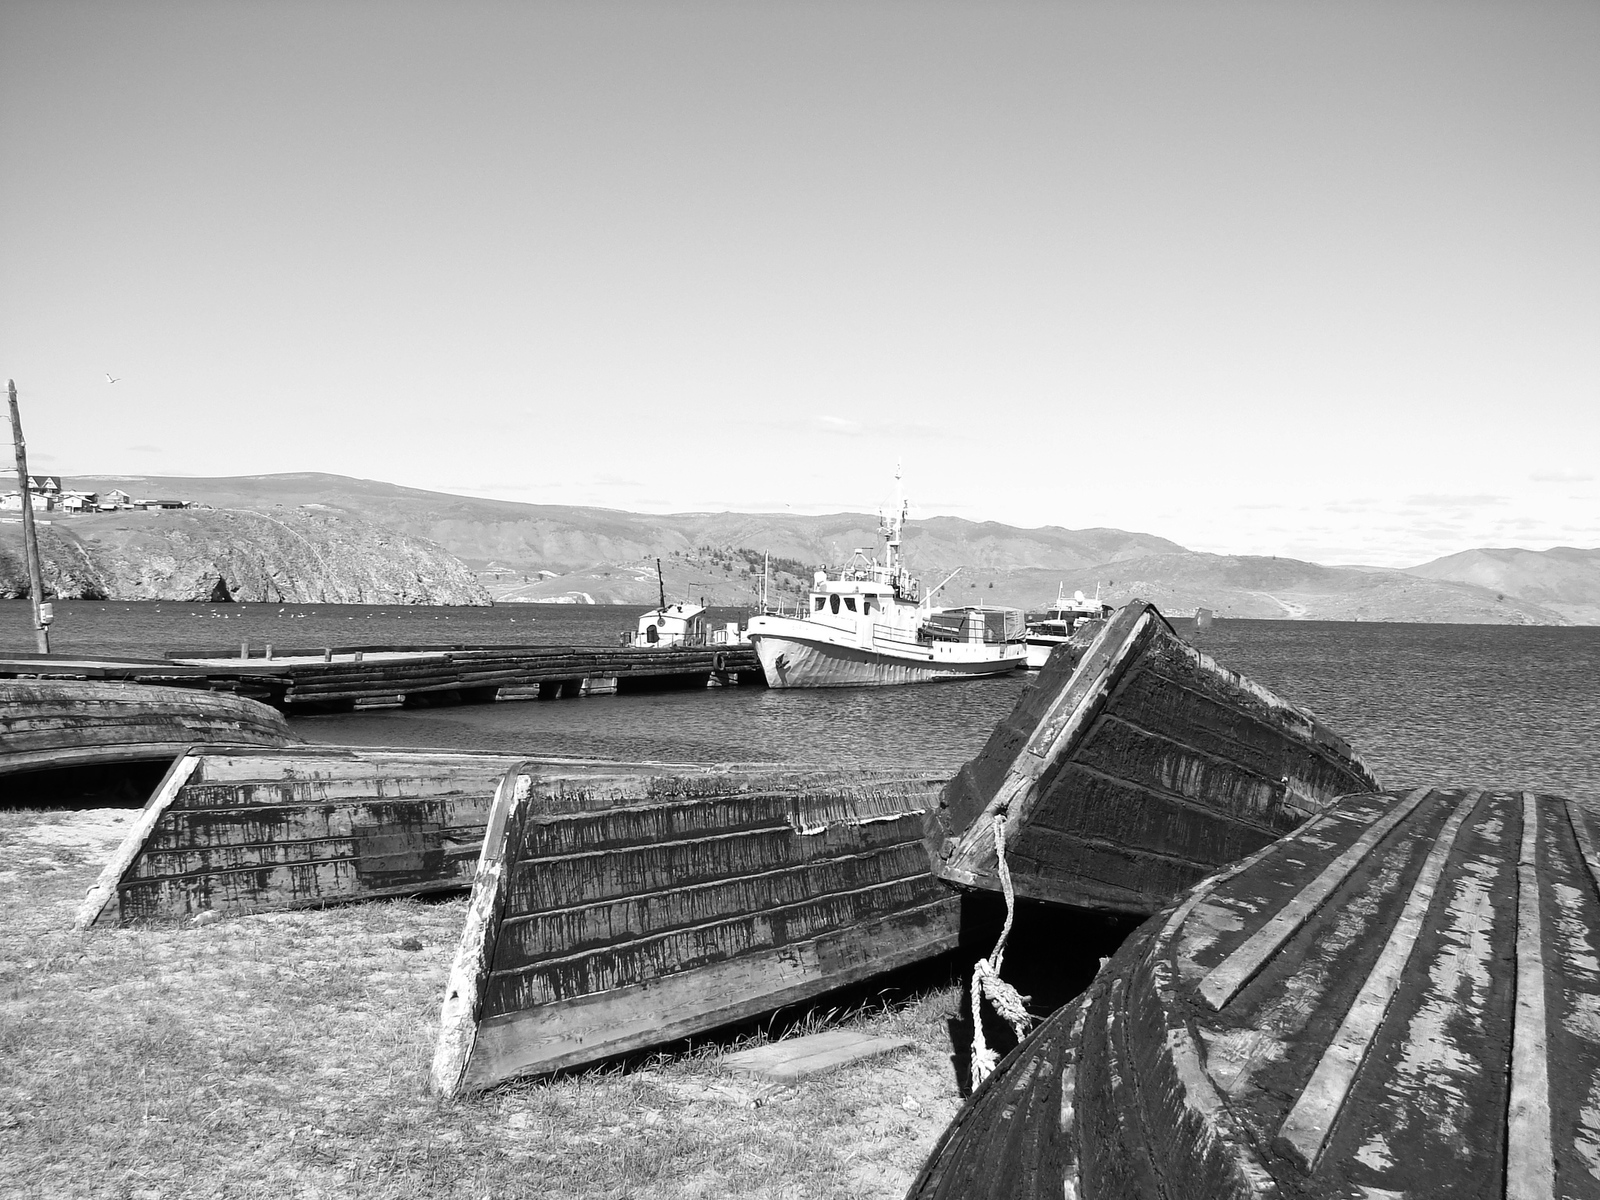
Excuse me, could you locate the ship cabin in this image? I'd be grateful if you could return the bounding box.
[806,548,919,631]
[632,602,707,647]
[919,606,1025,646]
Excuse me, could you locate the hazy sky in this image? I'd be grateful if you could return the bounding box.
[3,1,1595,566]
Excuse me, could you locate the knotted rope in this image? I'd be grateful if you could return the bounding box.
[969,811,1032,1086]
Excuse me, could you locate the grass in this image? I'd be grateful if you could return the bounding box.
[0,807,970,1200]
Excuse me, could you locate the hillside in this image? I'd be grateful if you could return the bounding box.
[1405,547,1600,625]
[35,473,1591,623]
[0,507,488,605]
[68,474,1184,576]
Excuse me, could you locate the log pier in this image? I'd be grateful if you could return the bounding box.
[0,642,764,711]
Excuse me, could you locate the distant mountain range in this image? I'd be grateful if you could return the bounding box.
[52,473,1598,623]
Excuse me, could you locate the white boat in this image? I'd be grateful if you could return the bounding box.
[744,482,1026,688]
[628,557,709,647]
[1022,584,1113,669]
[630,600,707,647]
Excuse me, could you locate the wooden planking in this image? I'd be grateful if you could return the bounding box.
[484,876,950,1013]
[0,679,297,776]
[84,748,519,922]
[433,760,956,1093]
[493,841,934,964]
[455,898,959,1090]
[1198,786,1431,1010]
[1507,792,1555,1200]
[930,600,1378,914]
[914,785,1600,1199]
[504,815,928,915]
[720,1030,913,1085]
[1276,790,1482,1170]
[74,754,202,929]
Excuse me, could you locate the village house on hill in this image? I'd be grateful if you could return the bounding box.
[0,480,187,513]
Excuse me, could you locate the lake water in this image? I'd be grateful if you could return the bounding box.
[4,600,1597,800]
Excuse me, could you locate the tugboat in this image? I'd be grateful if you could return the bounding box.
[629,559,707,647]
[1021,583,1113,669]
[744,475,1026,688]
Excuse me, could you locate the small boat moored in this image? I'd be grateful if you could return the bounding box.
[910,785,1600,1200]
[1021,584,1113,669]
[745,475,1025,688]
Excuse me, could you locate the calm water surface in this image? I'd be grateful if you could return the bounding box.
[5,601,1596,800]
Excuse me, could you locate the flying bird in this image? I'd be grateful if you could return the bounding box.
[105,373,121,384]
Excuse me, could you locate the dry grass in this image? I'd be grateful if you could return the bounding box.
[0,807,967,1200]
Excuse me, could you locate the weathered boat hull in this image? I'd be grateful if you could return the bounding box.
[911,786,1600,1199]
[74,746,535,926]
[0,679,297,778]
[928,600,1378,914]
[748,621,1025,689]
[431,760,960,1093]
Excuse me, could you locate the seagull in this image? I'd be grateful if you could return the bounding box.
[105,373,121,384]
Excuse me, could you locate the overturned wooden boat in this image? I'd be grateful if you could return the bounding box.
[926,600,1378,915]
[911,786,1600,1199]
[0,679,297,779]
[73,745,530,927]
[430,759,959,1094]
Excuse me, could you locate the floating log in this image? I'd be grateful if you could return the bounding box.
[430,759,959,1094]
[910,786,1600,1200]
[927,600,1379,915]
[0,679,298,778]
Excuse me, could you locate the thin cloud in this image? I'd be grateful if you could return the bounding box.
[1530,470,1595,483]
[126,444,163,454]
[1403,493,1507,507]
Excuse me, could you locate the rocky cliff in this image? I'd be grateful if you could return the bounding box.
[0,507,489,605]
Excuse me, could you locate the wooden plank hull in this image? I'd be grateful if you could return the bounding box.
[928,600,1379,914]
[73,746,553,926]
[0,679,298,777]
[430,761,960,1093]
[911,786,1600,1200]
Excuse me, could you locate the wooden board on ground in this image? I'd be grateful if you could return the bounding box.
[928,599,1379,915]
[430,760,960,1094]
[0,679,298,778]
[910,786,1600,1200]
[721,1030,915,1085]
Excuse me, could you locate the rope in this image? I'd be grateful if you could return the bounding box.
[970,811,1032,1086]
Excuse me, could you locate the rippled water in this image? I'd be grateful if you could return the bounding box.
[5,601,1596,800]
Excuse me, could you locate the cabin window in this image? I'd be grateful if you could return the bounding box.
[829,594,840,614]
[863,600,872,615]
[844,598,857,612]
[814,597,825,612]
[646,624,658,644]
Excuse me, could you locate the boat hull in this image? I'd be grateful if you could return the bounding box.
[911,786,1600,1200]
[928,600,1378,914]
[748,619,1025,689]
[0,679,297,777]
[430,760,960,1092]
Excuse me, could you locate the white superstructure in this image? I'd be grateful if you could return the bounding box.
[1022,584,1113,669]
[744,474,1025,688]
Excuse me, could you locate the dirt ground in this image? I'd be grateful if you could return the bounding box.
[0,807,974,1200]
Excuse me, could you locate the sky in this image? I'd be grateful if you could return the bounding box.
[2,0,1596,567]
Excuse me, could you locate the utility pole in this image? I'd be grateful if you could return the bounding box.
[8,380,50,653]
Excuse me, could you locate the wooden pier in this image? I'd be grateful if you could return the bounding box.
[0,642,764,711]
